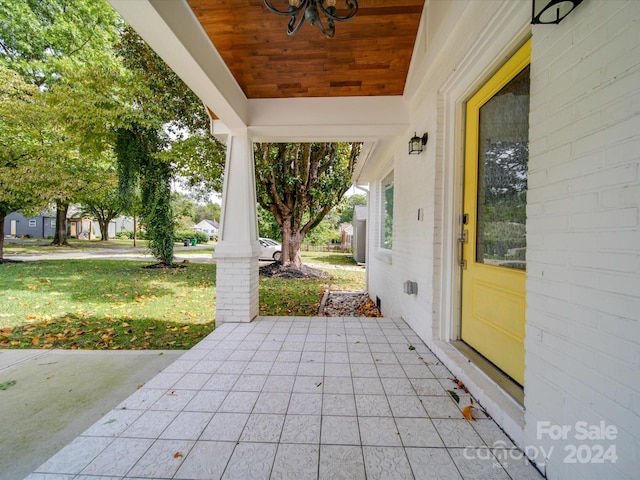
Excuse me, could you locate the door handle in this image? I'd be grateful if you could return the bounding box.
[458,229,468,269]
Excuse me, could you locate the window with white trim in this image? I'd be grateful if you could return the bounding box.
[28,219,36,227]
[381,171,394,250]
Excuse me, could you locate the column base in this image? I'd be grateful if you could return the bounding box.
[215,256,259,324]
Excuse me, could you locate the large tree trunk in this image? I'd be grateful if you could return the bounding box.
[281,219,303,268]
[52,202,69,245]
[0,210,6,262]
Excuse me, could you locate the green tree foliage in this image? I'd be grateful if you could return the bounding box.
[0,0,123,246]
[194,202,221,225]
[339,193,367,224]
[255,142,360,267]
[0,66,52,260]
[116,127,174,265]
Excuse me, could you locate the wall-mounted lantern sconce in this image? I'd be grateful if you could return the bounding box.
[408,132,428,155]
[532,0,583,24]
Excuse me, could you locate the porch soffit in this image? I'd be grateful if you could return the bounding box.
[109,0,423,176]
[185,0,425,100]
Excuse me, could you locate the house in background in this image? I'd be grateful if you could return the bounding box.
[109,1,640,478]
[193,219,219,239]
[339,222,353,249]
[4,211,57,238]
[5,210,136,240]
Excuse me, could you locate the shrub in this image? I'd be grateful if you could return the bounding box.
[175,230,209,244]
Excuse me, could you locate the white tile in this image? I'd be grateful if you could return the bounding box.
[270,362,299,375]
[262,375,296,392]
[35,436,113,475]
[116,388,165,410]
[173,373,212,390]
[288,393,323,415]
[350,363,379,377]
[122,410,177,438]
[160,412,213,440]
[432,419,485,448]
[243,361,273,375]
[219,391,259,413]
[186,390,228,413]
[232,374,267,392]
[363,446,413,479]
[323,394,356,416]
[280,415,321,444]
[402,364,436,379]
[406,447,462,480]
[387,395,428,418]
[200,413,249,441]
[150,389,197,411]
[381,378,415,396]
[203,374,239,390]
[420,396,464,419]
[371,353,399,365]
[82,409,142,437]
[448,447,511,479]
[493,448,545,479]
[276,351,301,362]
[217,361,248,374]
[253,392,291,414]
[323,376,354,394]
[127,439,193,478]
[240,414,285,442]
[376,364,406,378]
[325,351,350,363]
[80,437,153,476]
[473,419,516,448]
[319,445,365,480]
[300,350,325,363]
[353,377,384,395]
[410,378,448,396]
[349,352,375,364]
[143,372,183,390]
[297,361,325,376]
[358,417,401,446]
[174,441,235,480]
[395,418,444,447]
[271,444,319,480]
[355,394,392,417]
[321,416,360,445]
[324,363,352,377]
[222,442,277,480]
[190,360,223,374]
[293,376,324,393]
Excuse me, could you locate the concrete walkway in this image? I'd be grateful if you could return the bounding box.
[21,317,544,480]
[0,349,184,480]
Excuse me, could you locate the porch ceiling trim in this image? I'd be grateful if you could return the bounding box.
[108,0,410,143]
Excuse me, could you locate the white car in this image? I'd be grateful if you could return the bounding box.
[259,238,282,262]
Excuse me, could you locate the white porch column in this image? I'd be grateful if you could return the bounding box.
[213,129,260,323]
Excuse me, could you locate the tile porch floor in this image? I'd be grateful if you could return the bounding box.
[25,316,544,479]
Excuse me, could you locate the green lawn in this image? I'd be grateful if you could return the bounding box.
[0,254,364,350]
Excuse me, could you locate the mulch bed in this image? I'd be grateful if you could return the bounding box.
[259,262,329,279]
[322,291,382,317]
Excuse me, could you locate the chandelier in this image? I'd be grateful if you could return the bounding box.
[264,0,359,39]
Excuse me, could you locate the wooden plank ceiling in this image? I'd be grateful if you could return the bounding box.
[186,0,425,99]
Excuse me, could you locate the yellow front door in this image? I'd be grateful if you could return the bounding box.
[461,40,530,386]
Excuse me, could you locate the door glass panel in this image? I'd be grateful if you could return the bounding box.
[476,65,530,270]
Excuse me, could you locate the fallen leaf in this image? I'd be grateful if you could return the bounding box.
[462,405,475,421]
[408,345,416,351]
[173,452,183,458]
[447,390,460,404]
[0,380,17,390]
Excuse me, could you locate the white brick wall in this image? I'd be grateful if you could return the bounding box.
[525,1,640,479]
[215,257,259,323]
